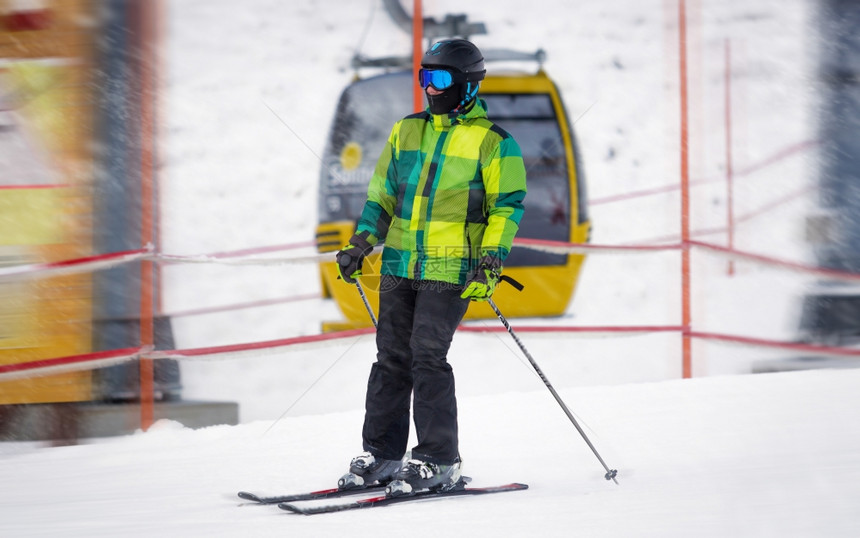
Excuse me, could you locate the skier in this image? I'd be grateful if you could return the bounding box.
[335,38,527,496]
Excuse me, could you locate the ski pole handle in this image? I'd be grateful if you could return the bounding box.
[500,275,524,291]
[335,251,376,326]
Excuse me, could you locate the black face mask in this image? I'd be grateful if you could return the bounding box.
[426,83,465,115]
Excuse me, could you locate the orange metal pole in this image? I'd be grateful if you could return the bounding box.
[724,38,735,276]
[679,0,692,378]
[412,0,423,113]
[154,0,166,317]
[139,0,157,430]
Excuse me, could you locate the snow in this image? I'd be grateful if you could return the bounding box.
[3,0,856,536]
[3,370,860,536]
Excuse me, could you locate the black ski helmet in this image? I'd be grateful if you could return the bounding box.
[420,39,486,114]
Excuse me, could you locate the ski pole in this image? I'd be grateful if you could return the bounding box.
[487,297,619,484]
[354,280,377,328]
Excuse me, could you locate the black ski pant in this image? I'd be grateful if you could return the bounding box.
[362,275,470,466]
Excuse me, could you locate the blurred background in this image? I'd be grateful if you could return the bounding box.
[1,0,858,443]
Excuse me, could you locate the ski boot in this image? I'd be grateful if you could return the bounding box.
[338,451,401,490]
[385,457,464,497]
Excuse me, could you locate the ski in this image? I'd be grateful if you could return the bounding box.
[278,482,528,515]
[238,484,386,504]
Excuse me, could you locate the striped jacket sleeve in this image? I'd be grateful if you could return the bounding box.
[481,134,527,261]
[355,122,399,244]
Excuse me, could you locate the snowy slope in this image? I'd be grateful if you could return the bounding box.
[1,0,848,536]
[2,370,859,537]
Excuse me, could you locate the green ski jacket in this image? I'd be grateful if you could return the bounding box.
[356,98,527,285]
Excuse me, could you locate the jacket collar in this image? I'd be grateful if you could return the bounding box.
[428,98,488,131]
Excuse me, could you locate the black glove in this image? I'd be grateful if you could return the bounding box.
[461,255,503,301]
[336,234,373,284]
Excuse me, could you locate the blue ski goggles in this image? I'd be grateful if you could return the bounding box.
[419,67,484,89]
[418,68,458,90]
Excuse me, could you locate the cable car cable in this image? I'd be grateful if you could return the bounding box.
[351,0,378,63]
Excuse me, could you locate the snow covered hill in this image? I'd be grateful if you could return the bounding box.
[2,369,859,536]
[2,0,850,536]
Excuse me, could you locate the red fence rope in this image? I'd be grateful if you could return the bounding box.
[146,328,376,360]
[0,347,147,381]
[690,331,860,358]
[6,324,859,381]
[590,139,817,207]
